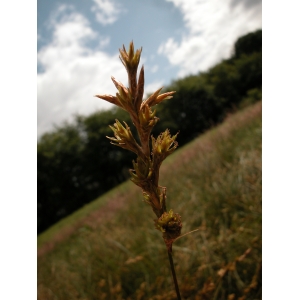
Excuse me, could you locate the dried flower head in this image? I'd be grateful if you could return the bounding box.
[95,41,182,248]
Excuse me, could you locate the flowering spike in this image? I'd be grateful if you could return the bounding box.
[95,41,182,249]
[94,94,121,107]
[135,65,144,110]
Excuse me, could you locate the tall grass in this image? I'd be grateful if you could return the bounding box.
[38,101,261,300]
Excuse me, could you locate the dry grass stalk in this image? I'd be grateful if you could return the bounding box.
[96,41,182,299]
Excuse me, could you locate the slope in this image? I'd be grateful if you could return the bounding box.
[38,101,262,300]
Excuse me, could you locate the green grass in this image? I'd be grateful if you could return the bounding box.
[37,181,132,249]
[38,102,262,300]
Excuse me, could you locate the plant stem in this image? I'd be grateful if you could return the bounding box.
[167,249,181,300]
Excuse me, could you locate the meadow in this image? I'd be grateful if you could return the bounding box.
[38,101,262,300]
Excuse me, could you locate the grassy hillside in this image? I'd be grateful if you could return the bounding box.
[38,102,262,300]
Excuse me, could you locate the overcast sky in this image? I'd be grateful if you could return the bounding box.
[37,0,262,138]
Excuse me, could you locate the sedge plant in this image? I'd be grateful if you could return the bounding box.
[95,42,184,299]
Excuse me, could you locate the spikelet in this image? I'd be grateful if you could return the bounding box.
[95,42,182,249]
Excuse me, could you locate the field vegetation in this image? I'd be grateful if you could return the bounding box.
[38,101,262,300]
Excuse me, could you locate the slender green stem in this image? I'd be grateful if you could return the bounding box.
[167,250,181,300]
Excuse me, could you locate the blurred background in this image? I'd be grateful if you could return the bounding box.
[37,0,262,235]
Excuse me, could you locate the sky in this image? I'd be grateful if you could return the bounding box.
[3,2,300,298]
[37,0,262,138]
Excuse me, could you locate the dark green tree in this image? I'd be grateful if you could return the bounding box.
[37,108,135,234]
[38,123,85,233]
[153,75,221,145]
[234,29,262,58]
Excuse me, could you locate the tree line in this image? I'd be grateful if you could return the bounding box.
[37,29,262,234]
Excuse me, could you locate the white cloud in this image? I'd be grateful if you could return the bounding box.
[159,0,262,77]
[91,0,123,25]
[37,7,127,137]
